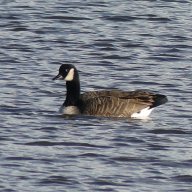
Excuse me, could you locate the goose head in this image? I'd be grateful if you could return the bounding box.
[52,64,81,110]
[52,64,79,81]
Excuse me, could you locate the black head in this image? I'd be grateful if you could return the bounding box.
[52,64,78,81]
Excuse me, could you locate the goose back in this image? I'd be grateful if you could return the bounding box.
[79,90,166,117]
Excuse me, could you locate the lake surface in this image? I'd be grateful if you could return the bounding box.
[0,0,192,191]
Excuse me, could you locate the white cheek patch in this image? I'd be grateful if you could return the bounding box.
[65,68,74,81]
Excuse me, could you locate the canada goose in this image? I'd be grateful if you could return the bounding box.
[52,64,168,119]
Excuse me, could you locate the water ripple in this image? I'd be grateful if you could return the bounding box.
[24,141,112,149]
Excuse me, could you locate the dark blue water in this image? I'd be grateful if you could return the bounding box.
[0,1,192,191]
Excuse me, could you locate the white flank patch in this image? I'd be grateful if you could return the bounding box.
[131,107,153,119]
[59,105,80,115]
[65,68,74,81]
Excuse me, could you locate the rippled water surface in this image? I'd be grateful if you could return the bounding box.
[1,0,192,191]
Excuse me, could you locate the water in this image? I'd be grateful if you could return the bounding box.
[0,0,192,191]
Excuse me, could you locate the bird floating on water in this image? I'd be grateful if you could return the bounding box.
[52,64,168,119]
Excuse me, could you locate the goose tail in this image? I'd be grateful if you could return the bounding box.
[151,94,168,108]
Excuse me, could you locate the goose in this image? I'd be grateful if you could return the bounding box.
[52,64,168,119]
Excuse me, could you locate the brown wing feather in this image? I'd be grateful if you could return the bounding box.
[79,90,155,117]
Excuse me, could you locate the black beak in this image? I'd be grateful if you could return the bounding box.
[52,74,62,80]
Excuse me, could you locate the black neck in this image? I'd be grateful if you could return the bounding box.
[64,79,80,107]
